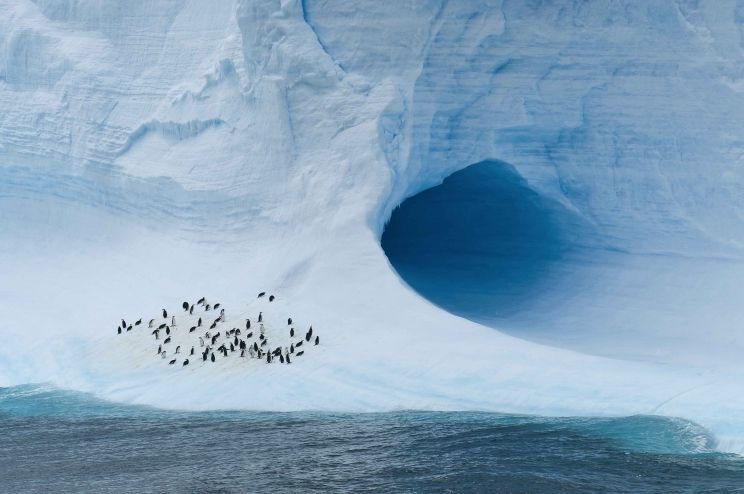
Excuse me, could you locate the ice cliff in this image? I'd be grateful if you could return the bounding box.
[2,0,744,453]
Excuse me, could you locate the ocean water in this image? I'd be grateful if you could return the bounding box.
[1,385,743,493]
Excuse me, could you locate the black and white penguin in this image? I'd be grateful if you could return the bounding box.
[189,326,196,333]
[258,292,265,298]
[214,303,221,310]
[205,304,211,311]
[149,319,155,328]
[157,345,162,354]
[169,359,176,365]
[127,325,132,332]
[269,295,275,302]
[171,316,176,326]
[279,354,285,364]
[158,323,166,330]
[121,319,127,329]
[197,297,205,305]
[306,326,313,342]
[296,340,303,348]
[315,336,319,346]
[183,359,189,366]
[190,346,195,355]
[199,337,205,347]
[240,349,245,357]
[260,339,267,347]
[135,319,142,326]
[286,354,291,364]
[162,309,167,318]
[233,336,238,347]
[117,327,122,334]
[211,353,216,362]
[198,317,202,327]
[258,312,263,323]
[210,322,217,330]
[202,351,208,362]
[175,346,181,354]
[290,328,294,337]
[182,301,189,311]
[164,337,171,345]
[161,351,167,359]
[246,332,253,339]
[253,342,259,352]
[230,343,234,352]
[266,353,271,363]
[296,351,304,357]
[288,318,293,325]
[189,305,194,315]
[290,344,294,353]
[165,327,170,335]
[152,329,160,339]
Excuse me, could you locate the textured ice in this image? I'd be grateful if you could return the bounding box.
[2,0,744,454]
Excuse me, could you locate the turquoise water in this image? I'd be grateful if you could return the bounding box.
[1,385,743,492]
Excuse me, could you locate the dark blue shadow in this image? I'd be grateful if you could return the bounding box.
[381,160,589,323]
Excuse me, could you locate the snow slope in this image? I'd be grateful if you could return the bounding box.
[2,0,744,453]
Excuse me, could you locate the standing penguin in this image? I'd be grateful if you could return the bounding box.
[288,318,293,326]
[246,319,251,330]
[135,319,142,326]
[162,309,167,319]
[305,326,313,342]
[199,337,205,347]
[171,315,176,327]
[290,328,294,338]
[315,336,320,346]
[258,292,265,298]
[189,305,194,315]
[258,312,263,323]
[149,319,155,328]
[183,359,189,366]
[211,353,216,362]
[117,327,122,334]
[269,295,275,302]
[182,302,189,311]
[175,346,181,354]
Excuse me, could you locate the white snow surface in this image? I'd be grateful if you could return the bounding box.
[2,0,744,453]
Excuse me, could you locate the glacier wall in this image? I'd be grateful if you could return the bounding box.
[2,0,744,452]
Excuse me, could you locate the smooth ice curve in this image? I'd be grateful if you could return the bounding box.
[1,0,744,454]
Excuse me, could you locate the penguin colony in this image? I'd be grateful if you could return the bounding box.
[115,292,320,368]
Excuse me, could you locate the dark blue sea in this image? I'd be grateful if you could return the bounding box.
[1,385,742,493]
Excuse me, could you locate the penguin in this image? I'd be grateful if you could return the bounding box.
[279,354,285,364]
[288,318,292,326]
[290,328,294,338]
[121,319,126,328]
[169,359,176,365]
[266,353,271,363]
[162,309,167,318]
[183,359,189,366]
[135,319,142,326]
[240,350,245,357]
[269,295,275,302]
[197,297,205,305]
[214,303,221,310]
[210,322,217,330]
[273,347,282,356]
[198,317,202,327]
[164,337,171,345]
[158,323,166,330]
[296,340,303,348]
[117,326,121,334]
[211,334,219,345]
[259,334,265,341]
[315,336,319,346]
[258,292,265,298]
[246,332,253,339]
[296,351,304,357]
[306,326,313,342]
[175,346,181,354]
[246,319,251,330]
[182,302,189,310]
[230,343,235,352]
[205,304,211,311]
[258,312,263,323]
[205,332,211,339]
[253,342,258,352]
[199,337,205,347]
[286,354,291,364]
[189,305,194,315]
[202,351,208,362]
[165,327,170,335]
[152,329,160,339]
[234,336,238,347]
[149,319,155,328]
[189,326,196,333]
[126,325,132,332]
[219,309,225,322]
[260,339,267,347]
[240,340,246,350]
[157,345,162,354]
[290,344,294,353]
[171,316,176,326]
[211,353,216,362]
[235,329,241,336]
[190,347,195,355]
[161,351,167,359]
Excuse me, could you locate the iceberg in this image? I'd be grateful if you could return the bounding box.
[2,0,744,453]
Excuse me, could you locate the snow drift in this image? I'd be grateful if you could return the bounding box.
[2,0,744,453]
